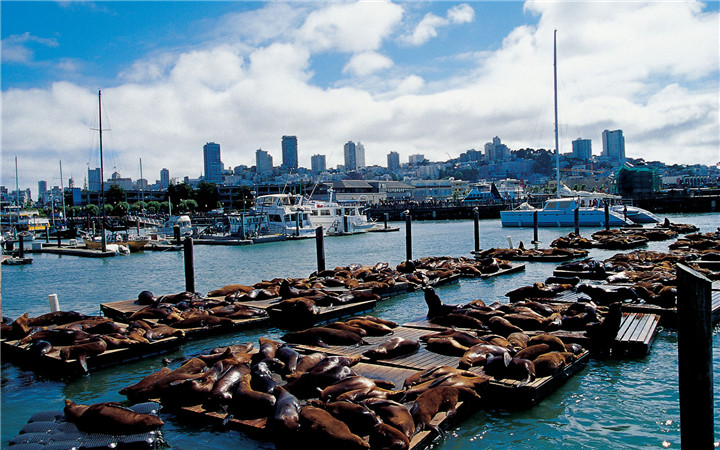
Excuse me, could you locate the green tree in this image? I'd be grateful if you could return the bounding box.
[106,184,126,207]
[179,199,198,212]
[195,181,219,212]
[85,204,99,217]
[114,201,130,216]
[130,201,146,214]
[146,201,160,214]
[168,182,194,207]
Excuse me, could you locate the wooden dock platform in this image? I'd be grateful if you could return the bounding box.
[612,312,661,356]
[31,244,118,258]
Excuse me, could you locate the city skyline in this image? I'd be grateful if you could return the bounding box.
[2,1,718,192]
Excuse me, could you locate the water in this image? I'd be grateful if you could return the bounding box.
[2,214,719,448]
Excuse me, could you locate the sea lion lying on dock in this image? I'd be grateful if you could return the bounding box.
[362,336,419,360]
[281,326,367,347]
[64,399,163,434]
[409,386,482,434]
[298,406,370,449]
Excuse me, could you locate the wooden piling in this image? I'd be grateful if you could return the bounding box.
[184,237,195,293]
[405,211,412,261]
[384,213,389,230]
[174,225,181,245]
[604,203,610,231]
[57,231,62,248]
[532,210,539,244]
[676,264,714,449]
[574,206,580,235]
[18,234,24,258]
[315,226,325,273]
[473,208,479,253]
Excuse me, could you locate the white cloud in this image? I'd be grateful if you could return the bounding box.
[342,52,394,77]
[401,3,475,46]
[447,3,475,24]
[1,32,58,64]
[2,1,718,193]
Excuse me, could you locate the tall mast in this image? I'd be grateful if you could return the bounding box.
[140,158,144,206]
[99,89,107,252]
[59,160,66,222]
[15,156,20,236]
[554,29,560,198]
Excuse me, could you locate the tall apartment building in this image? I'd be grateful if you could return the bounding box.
[203,142,224,183]
[355,142,366,169]
[344,141,357,171]
[387,151,400,171]
[37,180,47,204]
[256,148,273,173]
[602,129,625,163]
[484,136,509,162]
[409,154,426,165]
[572,138,592,161]
[311,154,326,173]
[88,167,101,192]
[160,168,170,189]
[281,135,298,170]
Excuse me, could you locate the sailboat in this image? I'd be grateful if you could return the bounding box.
[501,31,633,228]
[82,90,149,252]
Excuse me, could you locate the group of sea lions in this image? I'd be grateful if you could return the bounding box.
[63,399,163,435]
[117,331,492,449]
[0,310,185,372]
[473,246,589,260]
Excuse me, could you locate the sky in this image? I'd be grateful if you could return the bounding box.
[2,1,719,194]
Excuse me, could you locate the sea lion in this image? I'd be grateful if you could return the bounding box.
[28,311,94,327]
[269,385,302,432]
[424,336,470,356]
[430,313,486,330]
[336,386,399,403]
[298,406,370,449]
[282,327,367,347]
[483,354,535,383]
[363,336,419,360]
[64,399,163,434]
[514,344,551,361]
[60,336,107,362]
[527,334,567,352]
[312,400,380,437]
[487,315,524,336]
[507,332,529,351]
[251,361,281,394]
[276,345,301,376]
[369,422,410,450]
[324,322,367,336]
[503,313,546,331]
[344,318,394,336]
[209,284,254,298]
[457,343,509,369]
[586,302,623,354]
[284,356,360,399]
[231,373,277,418]
[409,386,481,434]
[423,287,461,318]
[355,316,399,328]
[320,376,380,402]
[363,398,415,441]
[206,362,251,409]
[119,367,172,397]
[171,313,234,329]
[533,351,577,377]
[403,366,478,389]
[419,330,484,347]
[400,373,490,402]
[286,352,327,381]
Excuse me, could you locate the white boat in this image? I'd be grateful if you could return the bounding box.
[500,197,632,227]
[251,194,316,238]
[610,204,660,224]
[159,215,193,237]
[302,189,376,235]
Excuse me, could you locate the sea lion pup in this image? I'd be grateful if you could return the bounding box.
[363,336,420,360]
[409,386,482,435]
[585,302,623,354]
[232,373,277,419]
[403,366,478,389]
[298,406,370,449]
[457,343,510,370]
[282,326,367,347]
[363,398,415,441]
[64,399,163,435]
[423,287,462,318]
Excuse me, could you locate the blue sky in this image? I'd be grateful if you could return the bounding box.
[2,1,718,193]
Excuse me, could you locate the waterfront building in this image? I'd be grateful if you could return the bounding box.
[344,141,358,171]
[572,138,592,161]
[88,167,101,192]
[281,135,298,170]
[160,168,170,189]
[485,136,510,162]
[37,181,47,204]
[387,151,400,171]
[602,129,625,163]
[311,154,326,173]
[256,148,273,173]
[203,142,224,183]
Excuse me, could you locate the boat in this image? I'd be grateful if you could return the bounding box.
[159,215,193,237]
[82,232,149,252]
[227,212,286,243]
[302,189,376,235]
[501,31,635,228]
[251,194,316,238]
[0,207,49,235]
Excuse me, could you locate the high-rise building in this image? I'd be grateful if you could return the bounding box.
[484,136,509,162]
[88,167,101,192]
[281,136,298,170]
[355,142,366,169]
[37,180,47,204]
[311,154,326,173]
[160,168,170,189]
[203,142,223,183]
[572,138,592,161]
[344,141,357,171]
[256,148,273,173]
[409,154,426,165]
[387,151,400,171]
[602,129,625,163]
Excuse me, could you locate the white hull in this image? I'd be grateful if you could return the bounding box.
[501,198,633,227]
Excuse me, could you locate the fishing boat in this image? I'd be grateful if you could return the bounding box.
[251,194,316,238]
[501,32,636,228]
[82,232,148,252]
[302,189,376,235]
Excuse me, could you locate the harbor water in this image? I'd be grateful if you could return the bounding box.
[2,214,719,448]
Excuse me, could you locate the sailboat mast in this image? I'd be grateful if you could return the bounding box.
[554,29,560,198]
[59,160,66,222]
[140,158,144,205]
[99,89,107,252]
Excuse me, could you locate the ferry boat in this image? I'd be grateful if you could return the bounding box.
[251,194,316,238]
[302,189,376,235]
[500,197,633,227]
[0,207,50,234]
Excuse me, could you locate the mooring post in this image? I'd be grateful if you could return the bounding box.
[604,203,610,231]
[174,225,181,245]
[574,206,580,235]
[676,264,714,449]
[18,234,24,258]
[473,208,480,253]
[57,230,62,248]
[343,215,349,234]
[315,226,325,273]
[532,210,539,245]
[45,228,50,244]
[240,213,246,239]
[295,213,300,237]
[384,213,388,230]
[184,237,195,293]
[405,211,412,261]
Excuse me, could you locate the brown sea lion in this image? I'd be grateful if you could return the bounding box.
[363,336,419,360]
[324,322,367,336]
[311,400,380,437]
[28,311,93,327]
[425,336,469,356]
[119,367,172,396]
[400,373,490,402]
[269,385,302,432]
[487,316,524,336]
[298,406,370,449]
[457,343,509,369]
[276,345,301,376]
[231,373,277,418]
[507,332,529,351]
[286,352,327,381]
[59,337,107,361]
[514,344,551,361]
[64,399,163,434]
[403,366,478,389]
[409,386,481,434]
[285,356,360,399]
[171,313,233,329]
[430,313,486,330]
[483,354,535,383]
[144,324,184,341]
[419,330,484,347]
[344,318,394,336]
[320,376,379,402]
[336,386,398,403]
[533,351,577,377]
[282,327,367,347]
[355,316,399,328]
[206,362,251,409]
[363,398,415,441]
[209,284,254,298]
[423,287,462,318]
[527,334,567,352]
[503,313,546,331]
[369,422,410,450]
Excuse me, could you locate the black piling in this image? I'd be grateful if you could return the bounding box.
[45,228,50,244]
[384,213,389,230]
[240,213,246,239]
[473,208,480,253]
[57,231,62,248]
[676,264,714,449]
[532,210,539,244]
[18,234,24,258]
[574,206,580,235]
[184,237,195,293]
[295,213,300,237]
[315,226,325,273]
[604,203,610,231]
[405,211,412,261]
[174,225,181,245]
[343,215,349,234]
